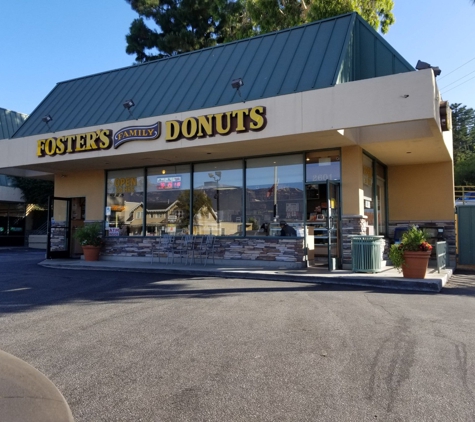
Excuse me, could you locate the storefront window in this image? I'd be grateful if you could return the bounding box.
[306,150,340,183]
[246,155,304,237]
[0,202,25,246]
[363,155,387,235]
[376,162,387,235]
[363,155,374,232]
[146,165,191,236]
[193,160,243,236]
[106,169,144,236]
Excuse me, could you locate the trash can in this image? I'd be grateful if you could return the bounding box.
[350,235,384,273]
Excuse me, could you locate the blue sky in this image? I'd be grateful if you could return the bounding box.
[1,0,474,115]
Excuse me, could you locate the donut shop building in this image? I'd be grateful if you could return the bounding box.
[0,13,455,269]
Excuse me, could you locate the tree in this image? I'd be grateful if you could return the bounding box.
[451,103,475,185]
[245,0,394,35]
[125,0,247,62]
[314,0,394,33]
[451,103,475,164]
[9,177,54,208]
[124,0,395,63]
[455,155,475,186]
[175,190,214,228]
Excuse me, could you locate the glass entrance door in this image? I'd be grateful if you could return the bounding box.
[305,181,341,270]
[326,180,340,270]
[46,197,71,259]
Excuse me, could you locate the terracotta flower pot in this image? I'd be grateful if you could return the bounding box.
[402,251,431,279]
[82,245,101,261]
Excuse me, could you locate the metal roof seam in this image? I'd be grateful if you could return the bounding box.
[293,24,320,93]
[159,53,207,115]
[142,58,180,117]
[259,30,291,98]
[194,43,238,110]
[214,36,264,106]
[276,28,305,96]
[331,13,357,87]
[174,45,225,113]
[311,19,337,90]
[245,35,278,102]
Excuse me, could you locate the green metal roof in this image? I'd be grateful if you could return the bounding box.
[13,13,413,139]
[0,107,28,139]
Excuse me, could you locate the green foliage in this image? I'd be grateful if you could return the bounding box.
[388,244,405,271]
[451,103,475,165]
[124,0,395,63]
[245,0,304,34]
[9,177,54,207]
[388,226,432,271]
[455,155,475,186]
[246,0,395,35]
[451,103,475,185]
[175,190,214,228]
[399,226,429,251]
[73,223,104,246]
[125,0,247,61]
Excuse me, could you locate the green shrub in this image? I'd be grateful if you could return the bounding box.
[73,223,104,246]
[389,225,432,272]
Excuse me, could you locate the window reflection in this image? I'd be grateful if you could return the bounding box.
[106,169,144,236]
[146,165,191,236]
[376,162,386,235]
[306,150,340,183]
[193,161,243,236]
[246,155,304,237]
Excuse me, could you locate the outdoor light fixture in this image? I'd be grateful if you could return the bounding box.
[123,99,135,109]
[123,99,135,118]
[231,78,244,97]
[42,115,53,130]
[415,60,441,77]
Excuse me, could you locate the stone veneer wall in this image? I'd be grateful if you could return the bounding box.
[98,219,456,270]
[341,215,456,269]
[388,220,456,267]
[102,236,306,268]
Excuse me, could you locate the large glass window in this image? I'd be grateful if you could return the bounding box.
[246,155,304,237]
[363,154,374,231]
[106,169,144,236]
[306,150,340,183]
[363,154,387,235]
[146,165,191,236]
[0,202,25,246]
[376,162,387,235]
[193,160,243,236]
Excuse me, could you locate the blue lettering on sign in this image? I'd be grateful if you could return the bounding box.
[113,122,161,149]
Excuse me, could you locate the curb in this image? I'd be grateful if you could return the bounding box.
[39,261,443,293]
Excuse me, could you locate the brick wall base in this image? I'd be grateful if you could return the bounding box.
[102,236,307,269]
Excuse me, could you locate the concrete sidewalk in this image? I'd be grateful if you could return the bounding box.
[39,257,453,293]
[0,350,74,422]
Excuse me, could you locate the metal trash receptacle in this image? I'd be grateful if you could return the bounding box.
[350,235,384,273]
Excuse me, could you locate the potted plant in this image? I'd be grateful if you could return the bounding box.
[389,225,433,278]
[73,222,104,261]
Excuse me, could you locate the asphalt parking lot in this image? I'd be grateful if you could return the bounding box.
[1,249,475,421]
